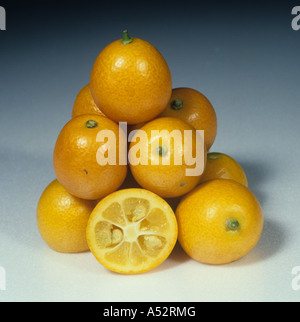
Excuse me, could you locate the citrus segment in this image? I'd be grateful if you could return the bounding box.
[140,208,169,234]
[102,202,127,227]
[86,188,178,274]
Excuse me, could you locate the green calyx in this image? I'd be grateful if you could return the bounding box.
[171,99,183,110]
[122,29,133,44]
[86,120,98,128]
[156,144,168,156]
[226,218,240,231]
[207,152,222,160]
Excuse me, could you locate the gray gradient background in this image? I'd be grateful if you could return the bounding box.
[0,0,300,301]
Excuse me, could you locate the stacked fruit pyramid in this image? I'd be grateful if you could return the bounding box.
[37,30,264,274]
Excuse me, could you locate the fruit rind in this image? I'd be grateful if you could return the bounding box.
[86,188,178,274]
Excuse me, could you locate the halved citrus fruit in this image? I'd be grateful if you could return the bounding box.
[86,188,178,274]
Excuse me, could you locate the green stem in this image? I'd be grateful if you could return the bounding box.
[122,29,133,44]
[86,120,98,128]
[226,218,240,231]
[171,99,183,110]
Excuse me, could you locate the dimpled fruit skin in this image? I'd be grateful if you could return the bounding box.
[90,37,172,124]
[199,152,248,186]
[176,179,264,265]
[129,117,207,198]
[53,114,127,200]
[160,87,217,151]
[72,84,106,119]
[37,179,97,253]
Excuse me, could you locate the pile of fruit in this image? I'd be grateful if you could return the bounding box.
[37,30,264,274]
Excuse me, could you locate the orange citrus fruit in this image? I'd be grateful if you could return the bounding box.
[86,188,178,274]
[176,179,264,265]
[72,84,106,119]
[37,179,97,253]
[90,30,172,124]
[160,87,217,150]
[53,114,127,200]
[129,117,207,198]
[199,152,248,186]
